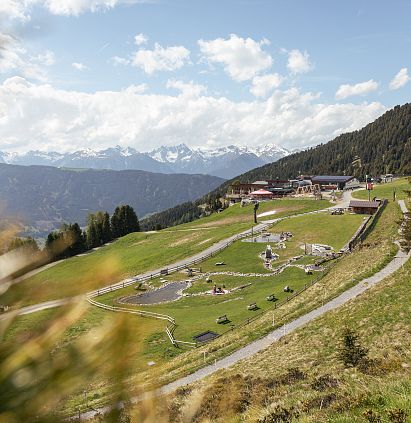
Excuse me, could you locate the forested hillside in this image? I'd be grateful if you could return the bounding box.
[242,103,411,181]
[0,164,223,233]
[142,103,411,230]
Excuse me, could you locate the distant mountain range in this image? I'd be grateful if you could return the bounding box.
[142,103,411,230]
[0,143,290,179]
[0,164,224,235]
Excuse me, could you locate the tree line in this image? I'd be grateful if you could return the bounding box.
[4,205,140,263]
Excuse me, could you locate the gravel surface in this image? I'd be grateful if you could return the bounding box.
[120,281,190,305]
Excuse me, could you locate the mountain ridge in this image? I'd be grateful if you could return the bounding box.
[0,143,290,179]
[141,103,411,230]
[0,163,224,235]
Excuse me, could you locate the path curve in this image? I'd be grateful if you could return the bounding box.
[157,250,410,397]
[79,199,409,420]
[1,190,365,320]
[2,206,331,320]
[85,248,411,421]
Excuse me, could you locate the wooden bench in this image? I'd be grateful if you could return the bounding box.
[247,303,258,310]
[216,315,229,324]
[266,294,276,301]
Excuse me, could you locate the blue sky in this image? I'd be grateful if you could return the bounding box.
[0,0,410,152]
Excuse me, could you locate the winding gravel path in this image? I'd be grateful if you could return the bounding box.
[79,199,410,420]
[157,248,410,397]
[81,246,410,420]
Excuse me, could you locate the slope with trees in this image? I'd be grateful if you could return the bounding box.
[142,103,411,230]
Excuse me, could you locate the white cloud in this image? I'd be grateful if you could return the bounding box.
[0,0,31,22]
[131,43,190,74]
[287,49,313,75]
[166,79,206,97]
[134,33,148,46]
[72,62,88,71]
[36,50,55,66]
[0,77,386,154]
[336,79,379,99]
[250,73,283,98]
[123,83,147,94]
[0,0,144,20]
[0,33,52,81]
[198,34,273,81]
[389,67,410,90]
[110,55,130,66]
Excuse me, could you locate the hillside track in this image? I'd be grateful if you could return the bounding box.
[1,205,331,320]
[79,199,410,420]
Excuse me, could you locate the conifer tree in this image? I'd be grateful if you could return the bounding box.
[338,327,368,367]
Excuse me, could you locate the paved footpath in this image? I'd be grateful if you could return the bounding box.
[80,199,410,420]
[399,199,409,214]
[157,248,410,397]
[82,243,411,420]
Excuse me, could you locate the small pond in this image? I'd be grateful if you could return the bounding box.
[121,281,189,305]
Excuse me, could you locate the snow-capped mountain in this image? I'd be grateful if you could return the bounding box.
[0,143,290,179]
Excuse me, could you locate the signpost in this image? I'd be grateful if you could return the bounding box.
[365,174,373,201]
[253,202,259,224]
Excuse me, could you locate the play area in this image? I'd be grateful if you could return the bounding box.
[97,210,366,345]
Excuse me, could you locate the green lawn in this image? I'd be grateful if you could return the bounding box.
[352,177,410,201]
[3,198,399,417]
[96,211,365,343]
[2,198,330,308]
[162,250,411,423]
[198,212,366,274]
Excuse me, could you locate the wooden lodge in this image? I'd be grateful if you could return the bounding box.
[349,200,380,215]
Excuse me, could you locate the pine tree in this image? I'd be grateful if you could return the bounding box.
[111,205,140,238]
[45,231,62,260]
[111,207,121,238]
[338,327,368,367]
[86,214,99,249]
[102,211,112,243]
[68,223,86,255]
[7,237,39,257]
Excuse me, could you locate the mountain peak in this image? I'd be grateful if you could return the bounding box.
[0,142,290,178]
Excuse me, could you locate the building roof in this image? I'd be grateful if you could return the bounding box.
[312,175,354,183]
[252,180,269,185]
[250,189,273,196]
[349,200,380,209]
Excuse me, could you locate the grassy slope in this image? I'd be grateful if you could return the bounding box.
[2,190,403,416]
[144,201,400,389]
[171,241,411,423]
[52,200,401,415]
[96,212,364,342]
[2,198,330,308]
[152,185,411,422]
[352,178,409,201]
